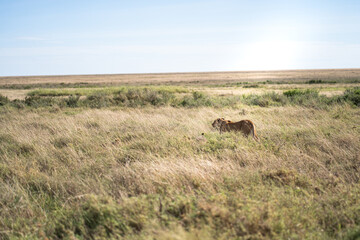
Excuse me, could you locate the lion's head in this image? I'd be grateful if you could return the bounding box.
[212,118,226,129]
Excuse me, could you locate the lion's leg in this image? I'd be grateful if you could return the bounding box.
[220,122,226,134]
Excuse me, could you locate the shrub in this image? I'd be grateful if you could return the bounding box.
[306,79,336,84]
[143,89,161,105]
[180,92,213,107]
[112,88,176,107]
[342,88,360,106]
[10,99,26,109]
[243,94,271,107]
[282,89,329,108]
[127,88,165,106]
[242,92,288,107]
[283,89,319,97]
[266,92,289,105]
[0,94,9,106]
[243,84,260,88]
[24,96,57,108]
[242,90,341,108]
[83,93,113,108]
[66,95,80,108]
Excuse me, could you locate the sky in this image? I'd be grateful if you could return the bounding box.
[1,0,360,76]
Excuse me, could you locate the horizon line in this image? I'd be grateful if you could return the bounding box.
[1,67,360,78]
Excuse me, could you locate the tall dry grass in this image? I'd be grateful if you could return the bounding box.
[1,104,360,239]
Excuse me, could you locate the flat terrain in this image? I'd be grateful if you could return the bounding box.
[1,69,360,101]
[1,68,360,86]
[1,69,360,239]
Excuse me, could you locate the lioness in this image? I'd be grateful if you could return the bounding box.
[212,118,259,141]
[212,117,231,129]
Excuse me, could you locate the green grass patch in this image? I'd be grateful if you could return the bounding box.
[243,84,261,88]
[2,87,360,109]
[306,79,337,84]
[27,86,189,97]
[283,89,319,97]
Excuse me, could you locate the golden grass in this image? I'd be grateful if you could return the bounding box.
[1,69,360,239]
[0,89,29,100]
[1,105,360,239]
[1,68,360,86]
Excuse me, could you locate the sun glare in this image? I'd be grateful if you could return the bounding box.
[237,40,301,70]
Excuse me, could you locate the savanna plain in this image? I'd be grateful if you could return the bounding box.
[0,69,360,239]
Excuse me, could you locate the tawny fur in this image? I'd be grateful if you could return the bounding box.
[212,118,259,141]
[212,118,231,129]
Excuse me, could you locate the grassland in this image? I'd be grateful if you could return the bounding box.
[1,69,360,86]
[1,69,360,239]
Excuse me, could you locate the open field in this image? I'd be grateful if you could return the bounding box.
[1,69,360,87]
[1,69,360,101]
[1,69,360,239]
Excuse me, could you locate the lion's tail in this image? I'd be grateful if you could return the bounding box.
[250,121,260,142]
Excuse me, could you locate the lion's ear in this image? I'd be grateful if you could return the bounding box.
[221,117,225,120]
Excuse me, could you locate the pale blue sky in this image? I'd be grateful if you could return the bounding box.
[1,0,360,76]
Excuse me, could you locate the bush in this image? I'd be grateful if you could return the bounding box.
[242,90,342,108]
[282,89,329,108]
[11,99,26,109]
[180,92,213,107]
[0,94,9,106]
[283,89,319,97]
[24,96,57,108]
[306,79,336,84]
[243,84,260,88]
[66,95,80,108]
[125,88,159,106]
[243,94,271,107]
[112,88,176,107]
[83,93,113,108]
[342,88,360,107]
[243,92,288,107]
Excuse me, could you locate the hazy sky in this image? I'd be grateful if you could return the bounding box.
[1,0,360,76]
